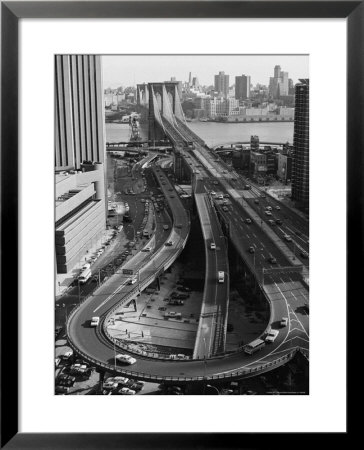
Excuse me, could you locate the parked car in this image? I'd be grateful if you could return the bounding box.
[119,387,136,395]
[62,350,73,361]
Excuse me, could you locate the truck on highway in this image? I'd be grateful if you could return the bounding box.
[218,271,225,283]
[78,268,91,284]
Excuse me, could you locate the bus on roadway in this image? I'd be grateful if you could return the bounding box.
[244,338,266,355]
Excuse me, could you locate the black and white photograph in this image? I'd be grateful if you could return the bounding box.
[54,54,310,396]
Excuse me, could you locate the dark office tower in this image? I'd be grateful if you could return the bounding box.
[214,71,230,98]
[292,79,309,210]
[55,55,105,171]
[189,72,192,86]
[235,75,251,100]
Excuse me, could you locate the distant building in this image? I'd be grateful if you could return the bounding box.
[235,74,251,100]
[214,71,229,98]
[269,65,289,99]
[291,79,309,209]
[232,148,250,170]
[250,135,260,152]
[277,153,292,183]
[250,151,267,177]
[207,98,239,118]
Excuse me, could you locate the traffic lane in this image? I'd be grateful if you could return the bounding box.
[71,300,292,379]
[217,204,289,269]
[246,197,309,244]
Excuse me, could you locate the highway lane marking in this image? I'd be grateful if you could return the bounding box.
[282,336,309,345]
[93,279,129,313]
[287,305,309,338]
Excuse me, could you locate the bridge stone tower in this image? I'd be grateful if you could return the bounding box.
[146,81,185,141]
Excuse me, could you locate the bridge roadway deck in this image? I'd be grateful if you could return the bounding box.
[193,190,229,359]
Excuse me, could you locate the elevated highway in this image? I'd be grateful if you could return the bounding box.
[65,83,308,385]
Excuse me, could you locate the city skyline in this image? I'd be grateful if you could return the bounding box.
[102,55,309,89]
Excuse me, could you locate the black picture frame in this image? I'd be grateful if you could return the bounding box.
[1,1,357,448]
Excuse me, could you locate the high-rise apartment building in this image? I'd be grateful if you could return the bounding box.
[291,79,309,209]
[55,55,106,171]
[235,75,251,100]
[214,71,229,98]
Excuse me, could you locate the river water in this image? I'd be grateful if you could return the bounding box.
[105,121,293,147]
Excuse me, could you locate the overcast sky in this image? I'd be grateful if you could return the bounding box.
[102,54,309,89]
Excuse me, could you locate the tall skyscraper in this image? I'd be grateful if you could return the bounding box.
[55,55,107,274]
[269,65,289,99]
[55,55,106,170]
[214,71,229,98]
[235,74,251,100]
[291,79,309,209]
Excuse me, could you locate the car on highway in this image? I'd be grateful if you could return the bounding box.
[210,191,216,196]
[284,235,292,242]
[165,240,173,246]
[280,317,288,327]
[265,329,279,343]
[90,316,100,327]
[244,218,252,224]
[210,242,216,250]
[275,219,282,225]
[248,246,255,253]
[268,256,277,264]
[116,354,137,365]
[300,250,309,258]
[265,211,272,216]
[143,247,152,252]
